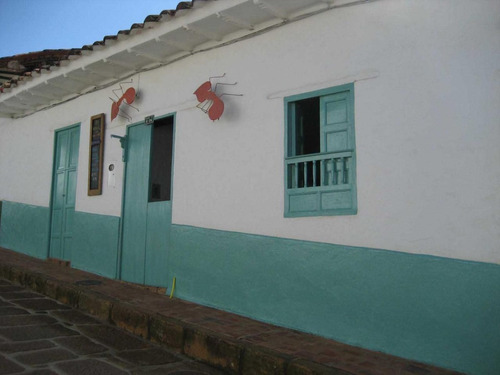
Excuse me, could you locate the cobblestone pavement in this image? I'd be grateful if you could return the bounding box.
[0,279,224,375]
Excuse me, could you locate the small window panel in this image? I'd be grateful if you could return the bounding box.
[149,116,174,202]
[88,113,105,196]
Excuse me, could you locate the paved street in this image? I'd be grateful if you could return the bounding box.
[0,279,224,375]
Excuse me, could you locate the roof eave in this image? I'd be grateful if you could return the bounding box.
[0,0,368,119]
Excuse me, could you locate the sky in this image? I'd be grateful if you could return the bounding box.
[0,0,182,58]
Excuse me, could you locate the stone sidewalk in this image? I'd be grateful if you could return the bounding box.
[0,278,225,374]
[0,247,462,375]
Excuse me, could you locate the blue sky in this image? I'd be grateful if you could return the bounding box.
[0,0,181,57]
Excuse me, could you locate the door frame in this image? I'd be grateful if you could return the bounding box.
[116,113,176,281]
[47,123,81,259]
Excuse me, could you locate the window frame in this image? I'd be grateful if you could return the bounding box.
[88,113,105,196]
[284,83,357,217]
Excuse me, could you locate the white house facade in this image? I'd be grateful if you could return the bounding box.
[0,1,499,374]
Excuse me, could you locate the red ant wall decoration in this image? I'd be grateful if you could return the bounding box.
[110,80,139,121]
[194,74,242,121]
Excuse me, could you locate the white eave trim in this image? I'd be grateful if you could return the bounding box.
[0,0,371,118]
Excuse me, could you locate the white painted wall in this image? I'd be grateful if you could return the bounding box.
[0,89,126,216]
[0,111,54,207]
[1,0,499,263]
[170,0,500,264]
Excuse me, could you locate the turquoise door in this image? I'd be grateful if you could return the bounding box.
[120,116,174,287]
[49,125,80,260]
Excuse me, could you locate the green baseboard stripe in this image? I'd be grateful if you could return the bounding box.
[168,224,500,375]
[0,201,50,259]
[71,211,120,279]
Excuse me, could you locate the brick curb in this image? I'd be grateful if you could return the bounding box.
[0,262,346,375]
[0,250,463,375]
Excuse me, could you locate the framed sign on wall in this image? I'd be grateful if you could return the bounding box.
[88,113,105,196]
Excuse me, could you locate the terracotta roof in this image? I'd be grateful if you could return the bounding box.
[0,50,81,86]
[0,1,198,90]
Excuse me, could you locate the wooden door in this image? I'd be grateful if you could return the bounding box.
[120,117,174,286]
[49,125,80,260]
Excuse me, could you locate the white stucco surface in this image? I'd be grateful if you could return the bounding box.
[171,1,500,263]
[0,91,126,216]
[1,0,499,263]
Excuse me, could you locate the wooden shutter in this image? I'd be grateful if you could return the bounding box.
[320,91,353,153]
[318,88,356,214]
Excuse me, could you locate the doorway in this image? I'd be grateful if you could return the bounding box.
[120,116,174,286]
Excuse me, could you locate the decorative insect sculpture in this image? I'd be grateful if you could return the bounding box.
[110,80,139,121]
[194,74,242,121]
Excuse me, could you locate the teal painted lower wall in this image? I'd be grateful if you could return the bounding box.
[0,201,120,279]
[0,201,50,259]
[2,201,500,374]
[71,211,120,279]
[167,224,500,375]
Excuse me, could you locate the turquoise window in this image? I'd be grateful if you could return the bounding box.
[284,83,357,217]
